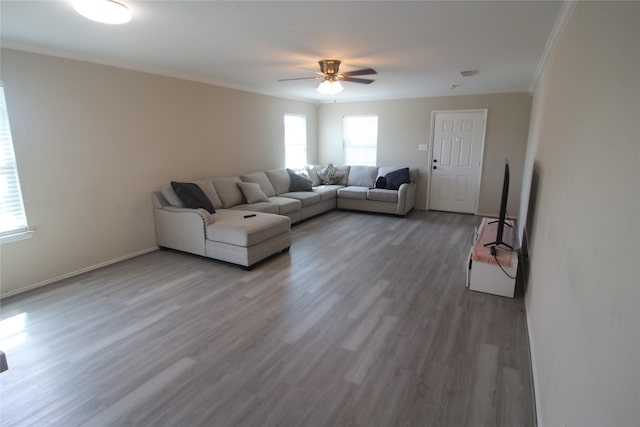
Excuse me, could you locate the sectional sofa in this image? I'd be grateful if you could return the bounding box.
[151,165,417,268]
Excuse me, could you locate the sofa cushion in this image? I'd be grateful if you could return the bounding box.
[212,177,244,208]
[312,184,343,201]
[279,191,321,207]
[384,167,411,190]
[240,171,277,197]
[230,202,280,214]
[237,182,269,204]
[337,186,368,200]
[336,165,351,185]
[305,165,323,187]
[206,210,290,247]
[161,185,185,208]
[287,168,313,192]
[267,196,302,215]
[318,163,350,185]
[194,179,223,210]
[367,188,399,203]
[347,165,378,188]
[170,182,215,213]
[265,169,291,195]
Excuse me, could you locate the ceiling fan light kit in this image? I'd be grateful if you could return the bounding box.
[317,79,344,95]
[73,0,132,25]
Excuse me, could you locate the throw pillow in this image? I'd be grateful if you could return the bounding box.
[287,168,313,191]
[237,182,269,204]
[375,176,387,189]
[304,165,322,187]
[384,167,411,190]
[170,182,215,213]
[317,163,345,185]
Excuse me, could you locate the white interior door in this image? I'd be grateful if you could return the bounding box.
[429,110,486,213]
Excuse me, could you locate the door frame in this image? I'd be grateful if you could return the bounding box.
[426,108,488,213]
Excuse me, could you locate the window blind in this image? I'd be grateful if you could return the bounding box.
[343,115,378,166]
[284,114,307,168]
[0,83,28,237]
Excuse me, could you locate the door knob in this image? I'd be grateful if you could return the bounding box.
[433,159,438,163]
[433,166,437,170]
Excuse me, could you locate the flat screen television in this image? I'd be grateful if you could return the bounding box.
[484,161,513,250]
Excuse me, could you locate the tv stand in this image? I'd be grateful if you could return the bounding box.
[483,219,514,249]
[486,219,513,228]
[466,217,518,298]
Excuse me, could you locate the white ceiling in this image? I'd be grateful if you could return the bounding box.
[0,1,563,103]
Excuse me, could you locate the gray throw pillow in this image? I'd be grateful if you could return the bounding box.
[237,182,269,204]
[170,182,215,213]
[317,163,345,185]
[287,168,313,191]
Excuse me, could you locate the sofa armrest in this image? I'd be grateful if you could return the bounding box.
[397,182,417,215]
[153,207,209,256]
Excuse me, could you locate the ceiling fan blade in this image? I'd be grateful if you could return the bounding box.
[342,68,377,77]
[277,76,321,82]
[342,77,375,84]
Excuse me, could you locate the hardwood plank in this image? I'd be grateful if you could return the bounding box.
[469,343,500,426]
[344,314,399,385]
[281,292,342,345]
[79,357,195,426]
[347,279,390,320]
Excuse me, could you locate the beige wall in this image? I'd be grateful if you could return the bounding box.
[0,49,317,296]
[519,2,640,426]
[318,93,531,214]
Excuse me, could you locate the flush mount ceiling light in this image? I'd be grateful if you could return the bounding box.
[73,0,132,25]
[317,78,344,95]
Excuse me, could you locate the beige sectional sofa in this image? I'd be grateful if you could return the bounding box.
[152,165,417,269]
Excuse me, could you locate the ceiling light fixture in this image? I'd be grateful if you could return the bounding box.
[317,78,343,95]
[73,0,132,25]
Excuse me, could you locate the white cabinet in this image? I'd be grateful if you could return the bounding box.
[466,218,518,298]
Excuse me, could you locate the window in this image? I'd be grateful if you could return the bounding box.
[343,115,378,166]
[0,82,30,240]
[284,114,307,168]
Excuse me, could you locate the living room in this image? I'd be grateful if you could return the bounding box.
[1,1,638,426]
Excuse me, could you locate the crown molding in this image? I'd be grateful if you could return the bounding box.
[529,1,578,94]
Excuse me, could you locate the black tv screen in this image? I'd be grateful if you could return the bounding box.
[484,161,513,249]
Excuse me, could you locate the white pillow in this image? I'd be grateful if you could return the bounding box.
[237,182,269,204]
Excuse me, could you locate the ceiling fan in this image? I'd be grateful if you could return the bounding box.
[278,59,377,95]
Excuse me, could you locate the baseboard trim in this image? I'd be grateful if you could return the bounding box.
[525,308,542,427]
[0,246,159,299]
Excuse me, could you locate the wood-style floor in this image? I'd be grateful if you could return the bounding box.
[0,210,534,427]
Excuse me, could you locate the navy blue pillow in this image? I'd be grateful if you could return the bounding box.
[375,176,387,189]
[287,169,313,191]
[384,168,410,190]
[170,182,215,213]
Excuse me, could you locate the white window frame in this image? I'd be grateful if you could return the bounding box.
[343,115,378,166]
[0,82,33,243]
[284,114,307,168]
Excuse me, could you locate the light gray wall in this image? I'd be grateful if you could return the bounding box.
[0,48,317,296]
[318,93,532,214]
[519,2,640,426]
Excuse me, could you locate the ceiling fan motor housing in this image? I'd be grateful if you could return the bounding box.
[319,59,341,75]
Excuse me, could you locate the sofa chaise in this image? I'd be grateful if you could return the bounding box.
[152,165,417,268]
